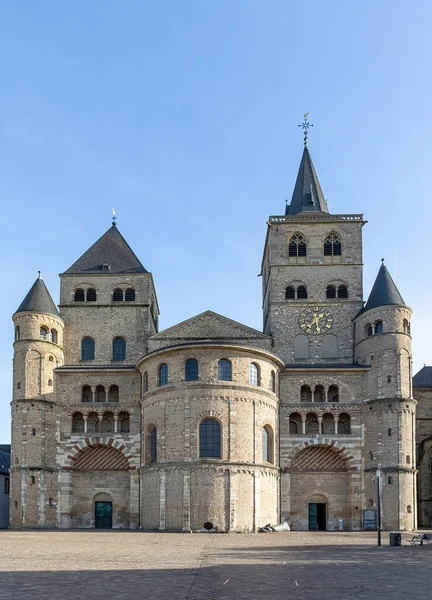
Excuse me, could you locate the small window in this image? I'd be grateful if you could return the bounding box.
[338,285,348,299]
[297,285,308,299]
[119,411,130,433]
[86,288,97,302]
[125,288,135,301]
[271,371,276,393]
[387,375,392,383]
[185,358,199,382]
[150,426,157,463]
[49,355,54,362]
[199,418,221,458]
[143,371,148,393]
[32,428,36,436]
[407,505,412,514]
[368,499,374,507]
[108,385,119,402]
[288,234,307,257]
[285,286,295,299]
[112,337,126,361]
[95,385,106,403]
[403,319,411,334]
[15,326,20,341]
[249,363,260,386]
[40,327,48,340]
[159,363,168,386]
[326,285,336,299]
[375,321,383,334]
[368,450,374,460]
[14,500,18,508]
[113,288,124,302]
[406,455,411,465]
[74,288,85,302]
[48,379,53,387]
[324,233,342,256]
[218,359,232,381]
[388,476,393,485]
[102,263,110,271]
[31,476,35,485]
[388,428,392,436]
[82,385,92,403]
[81,337,95,360]
[17,382,21,389]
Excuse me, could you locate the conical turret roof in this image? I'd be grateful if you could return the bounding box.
[15,276,59,316]
[63,225,147,275]
[362,262,406,313]
[285,147,329,215]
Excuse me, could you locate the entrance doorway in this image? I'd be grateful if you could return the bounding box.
[95,501,112,529]
[308,503,326,530]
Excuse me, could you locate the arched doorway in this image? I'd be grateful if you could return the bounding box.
[94,493,113,529]
[307,494,328,531]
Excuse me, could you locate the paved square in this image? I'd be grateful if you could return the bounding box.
[0,530,430,599]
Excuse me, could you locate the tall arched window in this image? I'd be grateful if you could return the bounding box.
[185,358,199,382]
[87,412,99,434]
[301,385,312,402]
[119,411,130,433]
[95,385,106,403]
[50,329,58,344]
[125,288,135,301]
[262,426,274,463]
[218,359,232,381]
[112,337,126,361]
[74,288,85,302]
[375,321,383,334]
[112,288,124,302]
[81,385,92,403]
[326,285,336,299]
[72,412,85,433]
[305,413,319,434]
[314,385,325,402]
[288,234,307,257]
[322,414,335,434]
[86,288,97,301]
[285,286,295,299]
[324,233,342,256]
[328,385,339,402]
[199,418,221,458]
[159,363,168,386]
[81,337,95,360]
[150,426,157,463]
[249,363,260,386]
[101,412,114,433]
[40,327,48,340]
[143,371,148,393]
[108,385,119,402]
[271,371,276,393]
[338,413,351,434]
[289,413,302,434]
[338,285,348,299]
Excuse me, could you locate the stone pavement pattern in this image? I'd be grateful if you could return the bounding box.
[0,531,430,599]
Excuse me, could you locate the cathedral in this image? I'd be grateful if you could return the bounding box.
[10,137,418,532]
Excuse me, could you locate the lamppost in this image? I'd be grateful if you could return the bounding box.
[376,468,382,546]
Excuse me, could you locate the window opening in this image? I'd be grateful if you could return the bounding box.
[74,288,85,302]
[324,233,342,256]
[108,385,119,402]
[159,363,168,386]
[262,426,273,463]
[271,371,276,393]
[82,385,92,403]
[338,285,348,299]
[81,337,95,360]
[40,327,48,340]
[150,426,157,463]
[72,412,85,433]
[199,418,221,458]
[297,285,308,299]
[113,288,124,302]
[338,413,351,434]
[218,359,232,381]
[86,288,97,302]
[125,288,135,301]
[326,285,336,299]
[119,411,130,433]
[314,385,325,403]
[143,371,148,393]
[101,412,114,433]
[15,326,20,341]
[285,286,295,299]
[95,385,106,403]
[328,385,339,402]
[249,363,260,386]
[288,234,307,257]
[300,385,312,402]
[185,358,199,382]
[112,337,126,361]
[375,321,383,334]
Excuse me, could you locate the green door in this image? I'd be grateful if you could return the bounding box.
[308,503,326,530]
[95,501,113,529]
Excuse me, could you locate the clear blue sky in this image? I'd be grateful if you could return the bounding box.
[1,1,431,442]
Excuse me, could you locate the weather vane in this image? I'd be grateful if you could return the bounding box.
[112,208,117,226]
[298,112,313,146]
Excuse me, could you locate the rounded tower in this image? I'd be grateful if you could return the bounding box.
[10,274,64,528]
[355,261,415,531]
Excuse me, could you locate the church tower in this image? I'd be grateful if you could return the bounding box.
[10,275,64,527]
[355,262,416,530]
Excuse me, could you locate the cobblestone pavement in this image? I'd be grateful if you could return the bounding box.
[0,530,431,599]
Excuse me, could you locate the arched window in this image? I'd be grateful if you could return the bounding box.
[82,385,92,403]
[403,319,411,334]
[108,385,119,402]
[150,426,157,463]
[86,288,97,302]
[72,412,85,433]
[101,412,114,433]
[87,412,99,434]
[375,321,383,334]
[388,476,393,485]
[288,234,307,257]
[159,363,168,386]
[125,288,135,301]
[95,385,106,403]
[300,385,312,402]
[143,371,148,393]
[199,418,221,458]
[285,286,295,299]
[218,359,232,381]
[81,337,95,360]
[406,455,411,465]
[328,385,339,402]
[48,379,53,387]
[50,329,58,344]
[15,326,20,341]
[297,285,308,299]
[262,426,274,463]
[305,413,318,434]
[407,505,412,514]
[48,355,54,362]
[324,233,342,256]
[185,358,199,382]
[314,385,325,402]
[74,288,85,302]
[338,413,351,434]
[119,411,130,433]
[249,363,260,386]
[40,327,48,340]
[322,414,335,434]
[338,285,348,299]
[289,413,302,434]
[112,288,124,302]
[326,285,336,299]
[271,371,276,393]
[112,337,126,361]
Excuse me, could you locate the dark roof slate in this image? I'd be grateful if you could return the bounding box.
[362,263,406,314]
[15,277,59,316]
[413,366,432,388]
[285,147,329,215]
[63,225,147,275]
[0,450,10,475]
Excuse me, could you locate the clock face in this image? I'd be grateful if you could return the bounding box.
[299,307,333,335]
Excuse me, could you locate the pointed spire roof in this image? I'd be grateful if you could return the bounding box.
[362,261,406,313]
[285,147,329,215]
[15,275,59,316]
[63,225,147,275]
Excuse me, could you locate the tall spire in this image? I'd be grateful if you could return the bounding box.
[285,146,329,215]
[15,275,59,316]
[362,260,406,313]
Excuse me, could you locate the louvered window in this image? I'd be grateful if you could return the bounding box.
[288,234,307,257]
[324,233,342,256]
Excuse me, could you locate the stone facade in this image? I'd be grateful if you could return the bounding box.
[9,145,417,531]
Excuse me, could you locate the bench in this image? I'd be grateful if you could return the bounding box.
[407,534,432,546]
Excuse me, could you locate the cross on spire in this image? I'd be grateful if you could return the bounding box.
[298,113,313,146]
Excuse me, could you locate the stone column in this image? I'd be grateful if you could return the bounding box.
[182,471,191,531]
[318,415,323,435]
[159,470,166,530]
[301,414,306,435]
[83,415,88,434]
[92,387,96,403]
[114,415,118,433]
[334,415,339,435]
[98,414,102,434]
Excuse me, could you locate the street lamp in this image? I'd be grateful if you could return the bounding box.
[376,468,382,546]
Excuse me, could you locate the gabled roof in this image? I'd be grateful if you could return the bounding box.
[361,262,406,314]
[413,366,432,388]
[285,146,329,215]
[15,276,59,316]
[63,225,147,275]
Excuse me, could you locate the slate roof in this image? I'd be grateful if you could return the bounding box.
[15,276,59,316]
[361,262,406,314]
[413,366,432,388]
[0,450,10,475]
[285,146,329,215]
[63,225,147,275]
